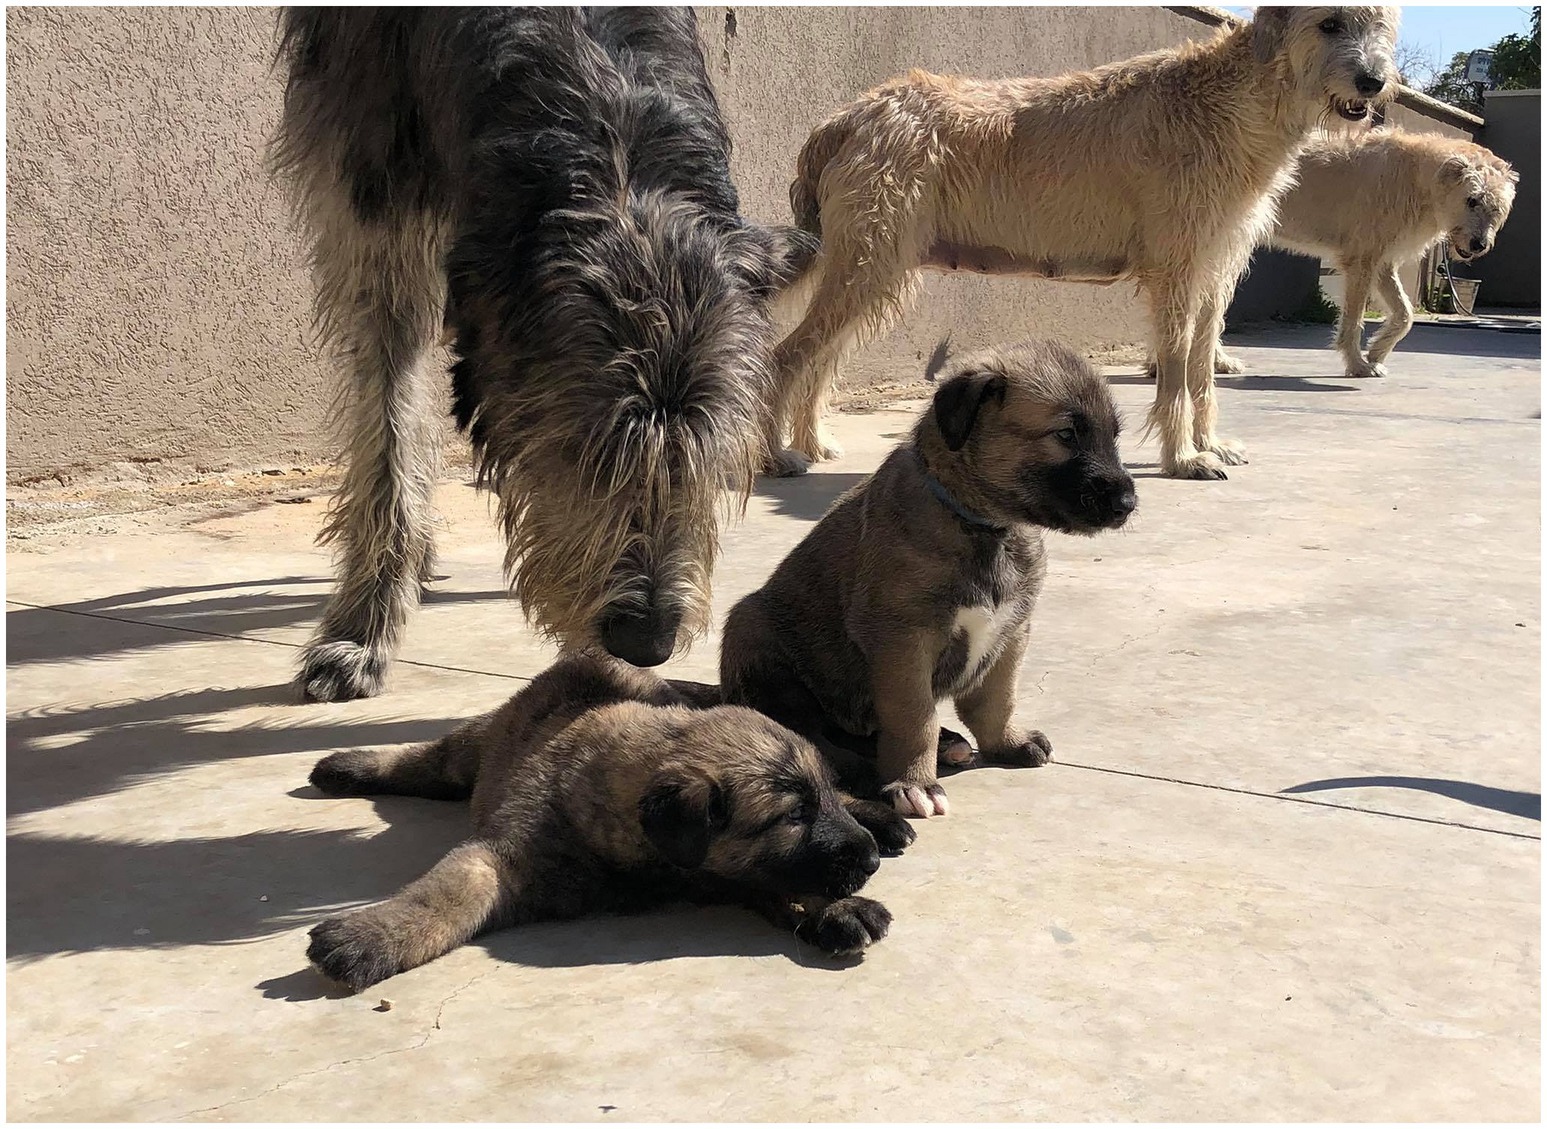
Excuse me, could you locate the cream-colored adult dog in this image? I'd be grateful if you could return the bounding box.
[1268,129,1518,378]
[769,6,1400,481]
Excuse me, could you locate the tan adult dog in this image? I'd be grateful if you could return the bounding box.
[724,341,1135,818]
[1268,129,1519,378]
[306,653,913,989]
[766,6,1399,481]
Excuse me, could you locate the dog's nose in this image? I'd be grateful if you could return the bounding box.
[859,846,881,876]
[1470,236,1489,255]
[598,603,681,668]
[1113,489,1138,516]
[1353,71,1385,97]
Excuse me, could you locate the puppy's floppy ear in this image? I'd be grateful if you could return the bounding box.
[1251,7,1290,64]
[639,770,731,870]
[727,222,821,302]
[933,369,1007,452]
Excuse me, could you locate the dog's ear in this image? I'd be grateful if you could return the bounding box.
[639,770,730,870]
[1437,154,1473,186]
[1251,7,1290,64]
[727,223,820,302]
[933,369,1008,451]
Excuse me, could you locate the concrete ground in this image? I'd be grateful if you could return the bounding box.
[7,322,1540,1121]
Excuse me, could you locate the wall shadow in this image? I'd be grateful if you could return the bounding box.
[1280,776,1540,821]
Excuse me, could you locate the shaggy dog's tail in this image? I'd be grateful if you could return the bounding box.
[789,105,864,237]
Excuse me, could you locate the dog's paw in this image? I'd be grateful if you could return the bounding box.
[762,446,811,478]
[937,726,975,767]
[845,799,917,854]
[1166,452,1228,481]
[1214,350,1246,375]
[983,730,1054,768]
[882,781,949,818]
[795,435,844,462]
[1347,358,1388,379]
[307,913,399,992]
[309,749,379,796]
[298,641,387,703]
[800,896,892,956]
[1202,437,1249,467]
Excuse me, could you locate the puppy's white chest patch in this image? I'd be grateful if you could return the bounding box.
[952,602,1017,675]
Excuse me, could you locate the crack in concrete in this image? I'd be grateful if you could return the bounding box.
[172,968,496,1120]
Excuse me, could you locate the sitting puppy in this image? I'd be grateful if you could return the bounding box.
[306,653,914,991]
[721,340,1135,818]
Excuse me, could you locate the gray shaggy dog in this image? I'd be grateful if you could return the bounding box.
[271,7,817,701]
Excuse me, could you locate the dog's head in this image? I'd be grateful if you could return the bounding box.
[1252,6,1400,124]
[638,708,881,899]
[1438,148,1518,262]
[922,340,1135,536]
[451,194,817,668]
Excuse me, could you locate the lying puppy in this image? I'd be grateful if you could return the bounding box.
[722,340,1134,818]
[306,653,913,990]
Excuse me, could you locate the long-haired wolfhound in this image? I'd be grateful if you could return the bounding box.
[271,8,817,700]
[1267,128,1518,377]
[768,6,1399,480]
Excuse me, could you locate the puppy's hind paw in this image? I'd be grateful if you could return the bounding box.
[882,781,949,818]
[1347,358,1388,379]
[937,726,975,767]
[800,895,892,956]
[1165,452,1228,481]
[1214,350,1246,375]
[983,730,1053,768]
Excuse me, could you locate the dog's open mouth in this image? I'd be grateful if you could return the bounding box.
[1334,98,1371,122]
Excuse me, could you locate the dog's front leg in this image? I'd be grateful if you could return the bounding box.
[955,627,1052,768]
[870,635,948,817]
[307,839,518,991]
[751,893,892,956]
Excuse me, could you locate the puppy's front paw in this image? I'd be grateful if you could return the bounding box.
[1166,452,1228,481]
[298,641,387,702]
[882,781,949,818]
[983,730,1054,767]
[1347,358,1388,379]
[801,896,892,956]
[1214,350,1246,374]
[844,799,917,854]
[307,913,399,992]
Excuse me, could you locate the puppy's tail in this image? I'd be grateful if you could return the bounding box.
[790,106,862,237]
[311,718,487,801]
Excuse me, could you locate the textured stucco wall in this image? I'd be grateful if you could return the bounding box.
[7,6,330,484]
[12,6,1459,483]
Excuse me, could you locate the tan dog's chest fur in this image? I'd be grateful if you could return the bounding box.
[724,340,1135,817]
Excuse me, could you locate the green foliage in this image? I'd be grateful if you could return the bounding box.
[1287,287,1341,326]
[1421,8,1540,114]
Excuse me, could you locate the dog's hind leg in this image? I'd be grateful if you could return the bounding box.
[1189,285,1248,467]
[1364,261,1412,374]
[308,839,518,991]
[298,199,448,702]
[1146,280,1224,481]
[309,714,488,801]
[1333,257,1382,378]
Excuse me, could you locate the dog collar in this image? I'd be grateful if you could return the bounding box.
[913,451,1005,532]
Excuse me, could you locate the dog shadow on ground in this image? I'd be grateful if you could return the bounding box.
[755,472,868,523]
[6,576,508,668]
[1103,372,1359,393]
[1280,775,1541,821]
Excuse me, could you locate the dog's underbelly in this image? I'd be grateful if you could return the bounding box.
[923,240,1128,285]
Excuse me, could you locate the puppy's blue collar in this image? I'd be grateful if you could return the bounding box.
[913,450,1004,532]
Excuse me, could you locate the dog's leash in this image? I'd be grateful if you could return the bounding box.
[912,450,1005,532]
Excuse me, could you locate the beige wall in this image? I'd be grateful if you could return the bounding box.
[10,6,1473,484]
